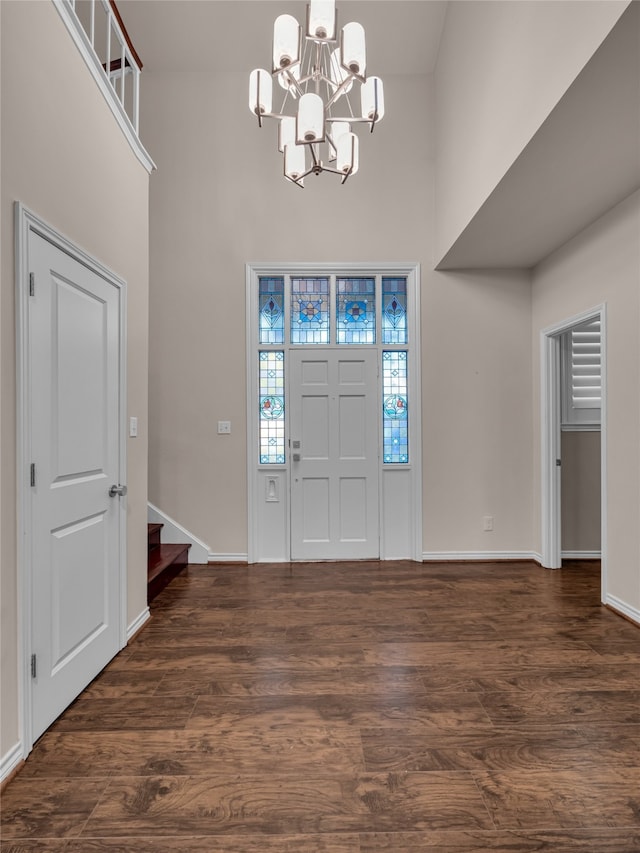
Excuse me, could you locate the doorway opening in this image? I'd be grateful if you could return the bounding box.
[540,306,606,600]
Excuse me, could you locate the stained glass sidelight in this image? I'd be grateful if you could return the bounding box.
[259,351,285,463]
[381,277,407,344]
[336,277,376,344]
[382,350,408,463]
[291,277,330,344]
[259,277,285,344]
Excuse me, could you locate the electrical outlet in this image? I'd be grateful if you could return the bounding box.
[483,516,494,532]
[217,420,231,434]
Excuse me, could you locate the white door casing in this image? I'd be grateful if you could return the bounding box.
[246,263,422,564]
[540,305,607,599]
[16,205,127,752]
[289,348,379,560]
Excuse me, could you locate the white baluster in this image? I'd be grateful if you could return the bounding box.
[121,40,126,104]
[133,67,140,134]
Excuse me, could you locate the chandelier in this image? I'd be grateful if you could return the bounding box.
[248,0,384,187]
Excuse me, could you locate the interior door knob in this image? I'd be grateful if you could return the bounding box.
[108,484,127,497]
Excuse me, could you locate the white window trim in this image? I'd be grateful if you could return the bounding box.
[246,261,422,563]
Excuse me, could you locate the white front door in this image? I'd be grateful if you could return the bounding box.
[28,228,123,741]
[289,348,379,560]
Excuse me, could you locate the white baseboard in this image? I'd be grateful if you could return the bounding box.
[561,550,602,559]
[422,551,540,562]
[127,606,150,641]
[1,741,24,783]
[605,594,640,626]
[148,502,210,564]
[208,552,248,563]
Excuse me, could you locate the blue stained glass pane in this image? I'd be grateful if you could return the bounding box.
[382,277,408,345]
[259,351,285,463]
[382,350,408,463]
[291,277,329,344]
[259,277,284,344]
[337,277,375,344]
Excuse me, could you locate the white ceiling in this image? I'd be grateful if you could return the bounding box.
[437,2,640,269]
[119,0,638,270]
[119,0,448,75]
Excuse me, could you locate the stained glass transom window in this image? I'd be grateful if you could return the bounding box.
[259,351,285,463]
[382,277,407,345]
[259,277,284,344]
[291,277,329,344]
[336,277,376,344]
[382,350,408,463]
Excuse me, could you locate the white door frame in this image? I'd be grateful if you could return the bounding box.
[15,203,128,756]
[246,262,422,563]
[540,305,607,598]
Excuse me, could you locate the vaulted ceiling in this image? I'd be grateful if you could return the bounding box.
[120,0,448,75]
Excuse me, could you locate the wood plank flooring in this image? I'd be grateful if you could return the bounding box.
[2,559,640,852]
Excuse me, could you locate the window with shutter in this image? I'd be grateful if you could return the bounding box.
[561,318,601,428]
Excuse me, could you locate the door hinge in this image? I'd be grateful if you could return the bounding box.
[31,654,37,679]
[556,458,562,467]
[30,463,36,487]
[29,272,35,296]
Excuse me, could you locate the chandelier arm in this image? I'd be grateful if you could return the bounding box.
[319,164,344,176]
[309,144,320,168]
[281,67,305,99]
[326,115,369,125]
[323,75,353,110]
[284,174,306,189]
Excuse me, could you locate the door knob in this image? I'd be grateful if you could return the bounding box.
[108,484,127,497]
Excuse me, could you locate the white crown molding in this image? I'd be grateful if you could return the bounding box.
[53,0,155,174]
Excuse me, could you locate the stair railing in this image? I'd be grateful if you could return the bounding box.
[62,0,143,135]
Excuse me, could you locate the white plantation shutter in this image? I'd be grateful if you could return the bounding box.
[570,319,601,408]
[562,318,601,427]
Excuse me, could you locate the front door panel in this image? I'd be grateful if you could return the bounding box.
[290,349,379,560]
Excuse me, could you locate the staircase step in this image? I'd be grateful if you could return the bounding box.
[147,522,163,553]
[148,543,191,602]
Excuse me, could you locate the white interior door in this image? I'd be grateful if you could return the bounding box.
[28,228,123,741]
[289,348,379,560]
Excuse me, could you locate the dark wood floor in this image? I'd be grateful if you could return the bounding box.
[2,559,640,852]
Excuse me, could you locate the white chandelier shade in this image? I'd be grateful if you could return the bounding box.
[249,0,384,186]
[336,132,359,175]
[327,120,351,161]
[297,93,325,143]
[341,22,366,77]
[278,116,296,153]
[249,68,272,118]
[361,76,384,121]
[284,142,307,185]
[273,14,301,71]
[306,0,336,41]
